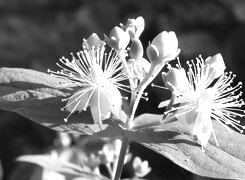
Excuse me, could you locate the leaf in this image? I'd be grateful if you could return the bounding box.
[0,68,123,136]
[17,155,108,180]
[126,113,245,179]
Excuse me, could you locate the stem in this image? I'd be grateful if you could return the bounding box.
[117,50,135,90]
[113,136,129,180]
[127,63,165,128]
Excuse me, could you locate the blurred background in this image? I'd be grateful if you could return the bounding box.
[0,0,245,179]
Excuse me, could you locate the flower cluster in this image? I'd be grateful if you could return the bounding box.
[49,16,180,126]
[49,16,244,152]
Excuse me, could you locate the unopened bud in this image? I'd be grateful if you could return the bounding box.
[129,38,143,60]
[147,31,180,64]
[104,26,130,51]
[82,33,104,49]
[125,16,145,39]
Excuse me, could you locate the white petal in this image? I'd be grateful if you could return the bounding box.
[103,83,122,118]
[90,88,111,123]
[205,53,226,85]
[193,111,213,147]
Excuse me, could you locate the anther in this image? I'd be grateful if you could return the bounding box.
[151,83,168,90]
[143,92,148,96]
[122,96,128,100]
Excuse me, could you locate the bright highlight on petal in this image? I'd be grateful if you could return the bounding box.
[48,40,130,124]
[163,54,245,149]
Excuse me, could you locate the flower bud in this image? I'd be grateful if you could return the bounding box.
[82,33,104,49]
[205,53,226,81]
[147,31,180,64]
[125,16,145,39]
[104,26,130,51]
[162,68,190,94]
[129,38,143,60]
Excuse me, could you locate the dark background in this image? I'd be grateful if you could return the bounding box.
[0,0,245,179]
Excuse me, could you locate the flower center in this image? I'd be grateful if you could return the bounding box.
[90,63,109,88]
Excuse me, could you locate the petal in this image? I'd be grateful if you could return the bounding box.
[107,26,130,50]
[205,53,226,85]
[90,88,111,123]
[151,31,179,60]
[162,68,190,94]
[82,33,103,49]
[90,64,106,85]
[193,111,213,148]
[140,58,151,75]
[152,31,168,57]
[134,16,145,38]
[146,44,160,63]
[103,83,122,118]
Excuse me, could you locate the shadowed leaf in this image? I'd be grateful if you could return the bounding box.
[127,113,245,179]
[0,67,123,136]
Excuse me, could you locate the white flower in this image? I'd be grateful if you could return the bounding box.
[163,54,245,149]
[132,156,151,177]
[147,31,180,64]
[48,41,129,124]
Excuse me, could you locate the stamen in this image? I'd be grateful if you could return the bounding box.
[151,83,168,90]
[48,43,131,123]
[176,57,181,69]
[122,96,128,100]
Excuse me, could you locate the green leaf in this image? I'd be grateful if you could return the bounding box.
[0,68,123,136]
[17,155,109,180]
[127,113,245,179]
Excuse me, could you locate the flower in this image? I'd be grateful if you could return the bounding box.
[48,38,129,124]
[146,31,180,64]
[104,26,130,51]
[132,156,151,177]
[163,54,245,149]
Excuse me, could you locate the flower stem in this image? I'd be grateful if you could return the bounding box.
[117,50,135,90]
[113,136,129,180]
[127,63,165,128]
